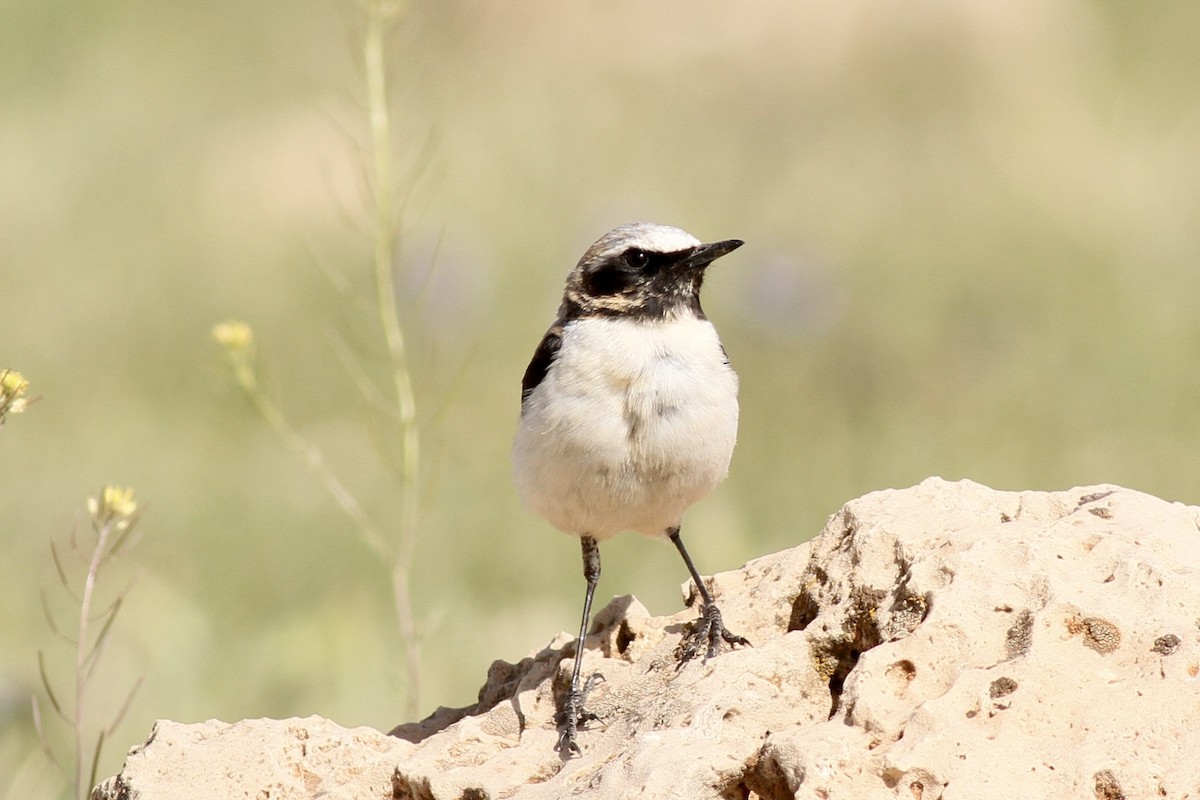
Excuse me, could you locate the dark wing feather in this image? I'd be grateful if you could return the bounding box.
[520,326,563,408]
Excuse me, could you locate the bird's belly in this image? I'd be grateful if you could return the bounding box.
[513,319,738,539]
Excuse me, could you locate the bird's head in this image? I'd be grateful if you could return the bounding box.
[562,222,743,320]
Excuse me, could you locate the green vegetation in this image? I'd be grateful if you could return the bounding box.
[211,1,425,721]
[3,2,1200,796]
[34,488,144,800]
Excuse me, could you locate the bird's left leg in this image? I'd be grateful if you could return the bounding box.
[669,526,751,663]
[557,535,603,756]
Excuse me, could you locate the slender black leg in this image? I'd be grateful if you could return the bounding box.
[558,535,602,756]
[669,527,750,663]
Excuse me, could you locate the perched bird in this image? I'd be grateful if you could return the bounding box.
[512,222,750,755]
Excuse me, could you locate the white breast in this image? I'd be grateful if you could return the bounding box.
[513,315,738,540]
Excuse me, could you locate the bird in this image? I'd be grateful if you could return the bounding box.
[512,221,750,756]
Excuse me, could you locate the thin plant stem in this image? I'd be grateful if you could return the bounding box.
[37,489,143,800]
[74,517,111,797]
[233,362,392,564]
[363,0,421,720]
[214,0,425,722]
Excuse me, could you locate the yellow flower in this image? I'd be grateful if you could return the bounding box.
[88,486,138,527]
[212,321,254,352]
[0,369,30,418]
[1,369,27,396]
[104,486,137,517]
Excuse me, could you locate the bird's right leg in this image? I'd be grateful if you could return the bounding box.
[557,534,602,756]
[670,527,750,663]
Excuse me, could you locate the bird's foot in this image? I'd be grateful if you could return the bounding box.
[677,602,751,665]
[556,673,603,756]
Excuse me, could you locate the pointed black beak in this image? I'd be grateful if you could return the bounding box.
[678,238,744,270]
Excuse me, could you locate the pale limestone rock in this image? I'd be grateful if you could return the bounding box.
[92,716,412,800]
[95,479,1200,799]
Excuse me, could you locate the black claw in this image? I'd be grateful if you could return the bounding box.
[677,603,750,667]
[556,696,582,755]
[556,672,604,756]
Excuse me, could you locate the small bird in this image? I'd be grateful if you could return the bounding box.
[512,222,750,755]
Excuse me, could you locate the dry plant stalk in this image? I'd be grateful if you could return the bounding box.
[33,487,145,800]
[362,0,423,720]
[213,0,426,720]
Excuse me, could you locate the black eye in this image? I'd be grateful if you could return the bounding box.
[582,264,632,297]
[623,248,650,269]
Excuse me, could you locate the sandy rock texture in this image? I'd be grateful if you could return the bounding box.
[92,716,410,800]
[95,478,1200,799]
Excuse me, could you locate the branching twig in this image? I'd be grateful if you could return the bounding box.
[214,325,393,563]
[35,487,145,800]
[362,0,423,718]
[212,0,428,723]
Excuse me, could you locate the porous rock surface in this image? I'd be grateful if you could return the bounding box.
[94,478,1200,799]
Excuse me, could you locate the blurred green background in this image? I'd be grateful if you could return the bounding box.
[4,0,1200,794]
